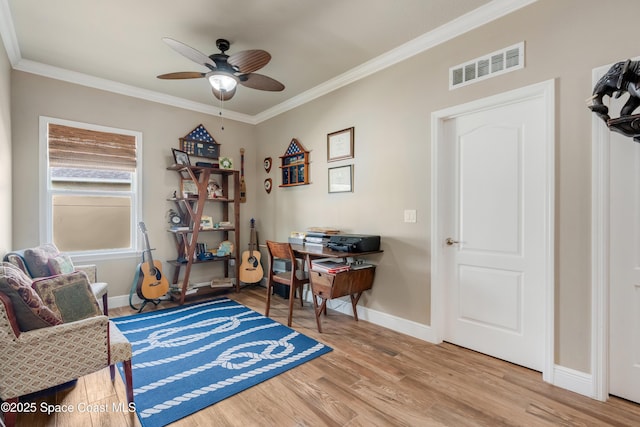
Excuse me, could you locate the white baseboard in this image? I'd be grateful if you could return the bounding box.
[109,293,146,310]
[315,295,437,343]
[552,365,594,398]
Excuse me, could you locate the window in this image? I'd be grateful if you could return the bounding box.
[40,117,142,259]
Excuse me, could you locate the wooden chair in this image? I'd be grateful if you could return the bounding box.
[265,241,308,327]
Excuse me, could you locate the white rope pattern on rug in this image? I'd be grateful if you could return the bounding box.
[133,322,284,384]
[135,330,297,395]
[138,342,327,419]
[117,299,241,334]
[131,311,262,358]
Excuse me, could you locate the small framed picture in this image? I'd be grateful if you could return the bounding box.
[180,178,198,197]
[327,127,354,162]
[328,165,353,193]
[200,215,214,230]
[172,148,191,166]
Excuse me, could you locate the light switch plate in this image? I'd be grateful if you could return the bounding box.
[404,209,417,223]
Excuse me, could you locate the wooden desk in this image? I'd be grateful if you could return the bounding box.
[290,244,382,332]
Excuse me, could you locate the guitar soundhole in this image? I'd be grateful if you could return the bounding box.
[248,256,258,267]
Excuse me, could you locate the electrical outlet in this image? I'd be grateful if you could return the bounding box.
[404,209,417,223]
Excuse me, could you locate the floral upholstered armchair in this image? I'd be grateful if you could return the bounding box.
[0,262,132,427]
[3,243,109,315]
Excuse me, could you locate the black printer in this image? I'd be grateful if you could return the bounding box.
[327,234,381,253]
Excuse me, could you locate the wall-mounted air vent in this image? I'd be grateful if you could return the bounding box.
[449,42,524,90]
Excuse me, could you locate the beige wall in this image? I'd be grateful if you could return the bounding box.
[255,0,640,372]
[7,0,640,373]
[0,39,10,254]
[10,73,257,296]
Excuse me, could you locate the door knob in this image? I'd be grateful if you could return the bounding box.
[445,237,460,246]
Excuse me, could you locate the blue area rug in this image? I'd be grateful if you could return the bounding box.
[112,297,332,427]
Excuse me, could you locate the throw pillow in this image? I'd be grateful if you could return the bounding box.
[32,271,102,323]
[23,243,60,278]
[48,254,75,275]
[0,262,63,331]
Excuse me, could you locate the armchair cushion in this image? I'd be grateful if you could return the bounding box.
[0,263,62,331]
[23,243,60,277]
[32,272,102,323]
[48,253,75,275]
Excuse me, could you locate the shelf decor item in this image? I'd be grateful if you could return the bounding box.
[180,178,198,197]
[279,138,310,187]
[200,215,214,230]
[219,157,233,169]
[172,148,191,166]
[327,127,354,162]
[179,124,220,161]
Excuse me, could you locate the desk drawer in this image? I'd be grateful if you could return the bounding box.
[310,267,376,299]
[310,271,334,298]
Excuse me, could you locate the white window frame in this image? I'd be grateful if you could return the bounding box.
[39,116,143,262]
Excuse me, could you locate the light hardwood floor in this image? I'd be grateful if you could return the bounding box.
[13,286,640,426]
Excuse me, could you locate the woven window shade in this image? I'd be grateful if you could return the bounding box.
[48,124,137,171]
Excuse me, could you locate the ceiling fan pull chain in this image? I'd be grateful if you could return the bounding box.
[219,95,225,131]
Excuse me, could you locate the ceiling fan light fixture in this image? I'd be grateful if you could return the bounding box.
[208,73,237,92]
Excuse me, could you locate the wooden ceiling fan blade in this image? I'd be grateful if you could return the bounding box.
[157,72,206,79]
[239,73,285,91]
[212,86,236,101]
[228,49,271,74]
[162,37,217,70]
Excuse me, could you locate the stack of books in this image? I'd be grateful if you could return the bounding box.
[307,227,340,235]
[211,278,234,288]
[305,233,330,248]
[311,258,351,274]
[305,227,339,248]
[288,231,306,245]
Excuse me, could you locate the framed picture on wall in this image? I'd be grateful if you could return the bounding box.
[328,165,353,193]
[327,127,354,162]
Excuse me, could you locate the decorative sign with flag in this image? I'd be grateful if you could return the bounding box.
[285,139,304,155]
[180,124,220,160]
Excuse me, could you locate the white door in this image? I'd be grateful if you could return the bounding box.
[437,88,551,371]
[609,96,640,403]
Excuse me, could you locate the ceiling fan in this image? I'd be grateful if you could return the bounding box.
[157,37,285,101]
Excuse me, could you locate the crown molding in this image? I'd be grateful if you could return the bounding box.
[0,0,21,66]
[2,0,537,125]
[254,0,538,123]
[13,58,256,124]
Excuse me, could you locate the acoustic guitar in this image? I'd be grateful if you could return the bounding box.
[239,218,263,284]
[239,148,247,203]
[136,222,170,300]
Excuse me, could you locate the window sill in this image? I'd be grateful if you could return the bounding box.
[69,249,140,264]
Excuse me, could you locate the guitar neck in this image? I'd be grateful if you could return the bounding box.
[139,222,155,270]
[249,220,257,254]
[247,229,254,253]
[143,233,155,266]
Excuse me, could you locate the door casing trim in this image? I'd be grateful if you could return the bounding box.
[589,58,640,402]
